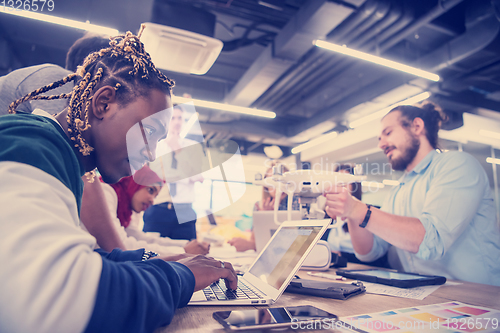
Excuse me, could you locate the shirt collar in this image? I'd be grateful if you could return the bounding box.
[408,149,438,175]
[32,109,64,130]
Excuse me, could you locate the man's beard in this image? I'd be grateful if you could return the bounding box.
[389,133,420,171]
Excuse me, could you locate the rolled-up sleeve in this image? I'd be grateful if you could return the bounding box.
[355,234,391,262]
[416,153,487,260]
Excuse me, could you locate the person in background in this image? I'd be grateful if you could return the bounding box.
[0,33,125,252]
[255,162,300,211]
[324,102,500,285]
[0,28,237,333]
[228,163,300,252]
[143,103,205,240]
[101,165,210,257]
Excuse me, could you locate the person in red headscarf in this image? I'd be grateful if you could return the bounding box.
[98,165,210,256]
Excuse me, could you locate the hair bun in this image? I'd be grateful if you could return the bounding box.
[417,100,448,123]
[421,102,436,113]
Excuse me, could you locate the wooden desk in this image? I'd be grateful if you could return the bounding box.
[157,264,500,332]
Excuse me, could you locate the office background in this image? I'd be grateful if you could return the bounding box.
[2,0,500,225]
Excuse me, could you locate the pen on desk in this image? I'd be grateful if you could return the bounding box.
[307,271,346,281]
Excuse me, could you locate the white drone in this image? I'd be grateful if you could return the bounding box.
[254,164,366,225]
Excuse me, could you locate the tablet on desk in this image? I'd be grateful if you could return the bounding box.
[336,269,446,288]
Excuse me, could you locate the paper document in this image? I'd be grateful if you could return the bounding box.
[362,282,441,300]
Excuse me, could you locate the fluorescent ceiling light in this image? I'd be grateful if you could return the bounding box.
[172,96,276,119]
[479,129,500,140]
[349,91,431,128]
[314,40,440,82]
[486,157,500,165]
[382,179,400,186]
[258,1,284,11]
[291,131,338,154]
[1,10,119,36]
[362,181,385,189]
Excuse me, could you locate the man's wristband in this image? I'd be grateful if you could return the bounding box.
[359,204,372,228]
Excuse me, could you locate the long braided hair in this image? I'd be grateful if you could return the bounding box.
[8,25,174,157]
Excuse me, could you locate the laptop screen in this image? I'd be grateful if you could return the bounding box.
[248,226,323,290]
[253,210,302,253]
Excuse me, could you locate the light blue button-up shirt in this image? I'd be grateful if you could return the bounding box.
[357,150,500,286]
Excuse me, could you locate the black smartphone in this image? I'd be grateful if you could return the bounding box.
[213,305,340,331]
[205,209,217,226]
[336,269,446,288]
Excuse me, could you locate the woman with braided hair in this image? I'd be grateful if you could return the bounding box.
[0,27,237,333]
[0,33,129,253]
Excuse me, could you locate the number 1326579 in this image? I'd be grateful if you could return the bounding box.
[2,0,54,12]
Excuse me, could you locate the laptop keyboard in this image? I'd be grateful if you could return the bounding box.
[203,279,265,301]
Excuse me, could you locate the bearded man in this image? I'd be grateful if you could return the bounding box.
[324,103,500,286]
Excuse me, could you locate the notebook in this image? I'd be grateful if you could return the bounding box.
[253,210,302,253]
[188,218,331,305]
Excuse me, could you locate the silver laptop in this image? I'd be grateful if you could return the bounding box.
[253,210,302,253]
[189,218,331,305]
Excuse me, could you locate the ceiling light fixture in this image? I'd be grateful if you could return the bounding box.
[258,1,284,11]
[479,129,500,140]
[349,91,432,128]
[291,131,338,154]
[1,9,119,36]
[314,40,440,82]
[382,179,400,186]
[486,157,500,165]
[362,181,385,189]
[172,96,276,119]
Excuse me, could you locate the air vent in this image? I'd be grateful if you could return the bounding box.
[141,22,223,75]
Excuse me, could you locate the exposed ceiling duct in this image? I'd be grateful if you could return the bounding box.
[225,0,354,107]
[254,0,416,115]
[300,0,500,135]
[2,0,500,159]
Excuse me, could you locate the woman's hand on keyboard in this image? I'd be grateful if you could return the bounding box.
[177,255,238,292]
